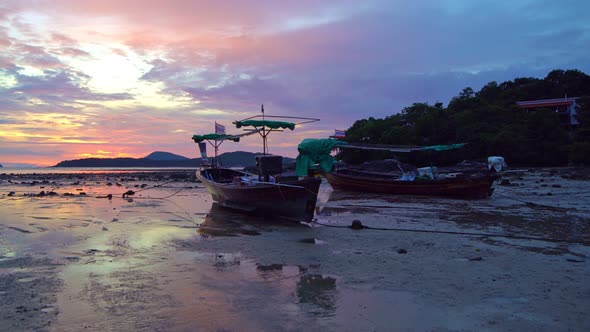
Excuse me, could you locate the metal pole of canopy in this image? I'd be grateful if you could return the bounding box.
[205,139,224,168]
[261,104,267,155]
[214,140,220,167]
[236,107,320,156]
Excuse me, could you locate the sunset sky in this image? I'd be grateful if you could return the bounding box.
[1,0,589,167]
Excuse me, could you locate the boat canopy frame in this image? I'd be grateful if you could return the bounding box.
[192,130,262,167]
[233,104,319,155]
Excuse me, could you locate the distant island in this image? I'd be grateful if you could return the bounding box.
[144,151,189,161]
[53,151,295,168]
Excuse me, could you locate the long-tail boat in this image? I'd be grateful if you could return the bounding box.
[296,139,503,199]
[193,106,321,221]
[324,168,498,199]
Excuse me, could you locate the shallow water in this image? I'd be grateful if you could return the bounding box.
[0,169,589,331]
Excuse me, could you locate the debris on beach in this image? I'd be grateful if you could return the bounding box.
[299,238,326,245]
[350,219,364,230]
[122,190,135,198]
[84,249,102,255]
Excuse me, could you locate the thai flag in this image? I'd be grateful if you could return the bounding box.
[215,122,226,135]
[334,129,346,138]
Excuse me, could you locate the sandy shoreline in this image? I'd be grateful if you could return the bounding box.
[1,168,589,331]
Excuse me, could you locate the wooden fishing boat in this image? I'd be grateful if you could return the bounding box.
[324,168,498,199]
[197,166,321,221]
[193,108,321,221]
[295,138,502,199]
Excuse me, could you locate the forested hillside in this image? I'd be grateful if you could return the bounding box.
[340,69,590,166]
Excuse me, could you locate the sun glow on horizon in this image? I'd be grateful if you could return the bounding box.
[76,150,135,159]
[1,1,587,167]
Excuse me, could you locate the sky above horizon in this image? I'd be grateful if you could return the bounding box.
[1,0,589,167]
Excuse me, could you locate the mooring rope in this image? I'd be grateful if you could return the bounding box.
[492,190,572,211]
[311,219,589,245]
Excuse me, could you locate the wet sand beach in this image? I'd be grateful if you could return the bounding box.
[1,168,589,331]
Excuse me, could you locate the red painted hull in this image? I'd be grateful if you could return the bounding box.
[325,170,497,199]
[197,168,321,221]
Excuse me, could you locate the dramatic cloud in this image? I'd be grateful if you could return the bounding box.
[0,0,588,166]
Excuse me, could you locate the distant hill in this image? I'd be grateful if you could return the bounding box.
[54,157,200,168]
[144,151,189,160]
[0,163,3,168]
[53,151,295,168]
[218,151,262,167]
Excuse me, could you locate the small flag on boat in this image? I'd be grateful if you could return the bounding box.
[215,122,226,135]
[334,129,346,139]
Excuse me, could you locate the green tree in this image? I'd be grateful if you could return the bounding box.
[339,69,590,166]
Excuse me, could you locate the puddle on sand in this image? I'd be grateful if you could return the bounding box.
[155,250,426,331]
[52,224,203,331]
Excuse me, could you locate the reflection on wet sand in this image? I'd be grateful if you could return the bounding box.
[297,274,337,314]
[198,203,306,237]
[1,169,589,331]
[318,176,590,248]
[251,263,338,314]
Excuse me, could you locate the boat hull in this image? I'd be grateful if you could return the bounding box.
[197,168,321,221]
[325,170,497,199]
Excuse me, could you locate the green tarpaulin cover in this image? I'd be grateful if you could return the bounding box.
[192,134,240,143]
[419,143,466,151]
[296,138,348,176]
[234,120,295,130]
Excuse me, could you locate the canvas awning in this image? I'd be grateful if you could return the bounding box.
[339,142,466,153]
[419,143,466,151]
[191,133,240,143]
[296,138,348,176]
[234,120,296,130]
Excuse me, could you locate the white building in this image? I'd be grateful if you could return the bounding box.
[516,97,581,126]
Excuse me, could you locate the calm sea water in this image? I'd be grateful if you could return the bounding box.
[0,167,198,175]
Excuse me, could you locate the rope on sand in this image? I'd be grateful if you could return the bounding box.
[492,191,568,210]
[6,179,196,200]
[311,219,589,245]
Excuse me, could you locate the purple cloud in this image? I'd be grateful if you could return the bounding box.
[1,0,589,165]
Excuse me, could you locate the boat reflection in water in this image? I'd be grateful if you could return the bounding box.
[253,262,338,316]
[198,203,339,317]
[198,203,306,237]
[296,274,337,314]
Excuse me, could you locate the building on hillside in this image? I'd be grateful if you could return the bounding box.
[516,97,581,127]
